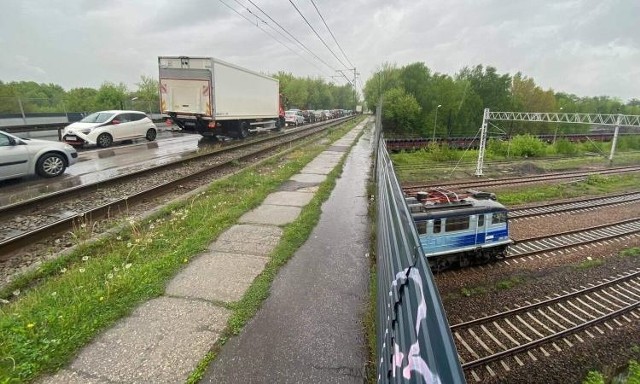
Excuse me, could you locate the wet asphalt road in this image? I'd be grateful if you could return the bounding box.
[0,132,213,206]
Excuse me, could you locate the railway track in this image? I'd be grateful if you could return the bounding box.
[507,218,640,258]
[451,268,640,382]
[402,165,640,193]
[0,117,356,259]
[509,191,640,220]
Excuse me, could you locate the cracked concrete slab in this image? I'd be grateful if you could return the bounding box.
[166,251,269,302]
[289,173,327,184]
[210,224,282,256]
[55,297,229,384]
[263,191,314,207]
[239,204,302,225]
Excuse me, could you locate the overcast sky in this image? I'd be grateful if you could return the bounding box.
[1,0,638,102]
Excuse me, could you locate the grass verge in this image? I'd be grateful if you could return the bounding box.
[582,360,640,384]
[186,119,371,382]
[0,117,366,382]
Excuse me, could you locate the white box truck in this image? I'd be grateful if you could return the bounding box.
[158,56,285,139]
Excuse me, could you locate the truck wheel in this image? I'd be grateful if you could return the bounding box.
[239,122,249,139]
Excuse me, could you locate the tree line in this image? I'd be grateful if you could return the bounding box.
[363,62,640,138]
[0,73,358,116]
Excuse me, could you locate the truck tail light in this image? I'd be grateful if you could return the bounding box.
[208,121,216,128]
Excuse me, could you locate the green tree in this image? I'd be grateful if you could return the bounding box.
[133,75,159,113]
[381,87,422,136]
[64,87,98,113]
[94,82,128,110]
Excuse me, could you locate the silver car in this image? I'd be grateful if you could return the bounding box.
[0,130,78,181]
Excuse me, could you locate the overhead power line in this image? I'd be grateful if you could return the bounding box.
[219,0,332,77]
[309,0,354,69]
[243,0,341,76]
[287,0,352,84]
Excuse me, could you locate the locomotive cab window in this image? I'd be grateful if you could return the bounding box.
[432,219,442,233]
[416,221,427,234]
[492,212,507,224]
[477,214,485,227]
[445,216,470,232]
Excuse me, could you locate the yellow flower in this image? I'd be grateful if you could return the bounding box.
[99,297,104,301]
[27,323,35,328]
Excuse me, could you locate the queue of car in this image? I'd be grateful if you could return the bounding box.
[1,110,159,182]
[1,108,354,182]
[283,108,353,127]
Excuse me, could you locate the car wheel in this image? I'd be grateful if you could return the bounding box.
[97,133,113,148]
[36,152,66,178]
[146,128,157,141]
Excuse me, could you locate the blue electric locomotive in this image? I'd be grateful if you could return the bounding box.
[407,189,512,270]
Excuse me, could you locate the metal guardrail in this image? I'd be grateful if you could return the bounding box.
[375,110,465,383]
[0,113,169,131]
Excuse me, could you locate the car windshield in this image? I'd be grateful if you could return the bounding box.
[80,112,113,123]
[285,111,296,116]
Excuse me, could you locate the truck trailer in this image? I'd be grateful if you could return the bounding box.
[158,56,285,139]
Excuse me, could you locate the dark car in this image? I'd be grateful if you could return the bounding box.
[301,110,316,124]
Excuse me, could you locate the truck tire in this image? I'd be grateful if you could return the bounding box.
[238,122,249,139]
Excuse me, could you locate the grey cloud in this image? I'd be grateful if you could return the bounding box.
[0,0,637,101]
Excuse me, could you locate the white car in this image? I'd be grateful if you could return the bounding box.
[284,110,304,127]
[62,110,157,148]
[0,130,78,181]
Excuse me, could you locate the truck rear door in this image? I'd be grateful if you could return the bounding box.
[159,57,213,117]
[159,78,211,116]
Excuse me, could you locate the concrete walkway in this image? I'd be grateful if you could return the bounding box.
[42,117,373,384]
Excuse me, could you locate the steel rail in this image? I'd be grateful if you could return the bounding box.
[509,191,640,219]
[0,118,352,216]
[451,269,640,330]
[511,217,640,246]
[461,301,639,370]
[403,165,640,192]
[0,118,355,258]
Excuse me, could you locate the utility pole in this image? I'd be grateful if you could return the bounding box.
[336,68,358,109]
[608,112,622,165]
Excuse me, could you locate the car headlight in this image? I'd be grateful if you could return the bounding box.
[81,128,92,134]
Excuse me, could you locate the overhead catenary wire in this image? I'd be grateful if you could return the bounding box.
[287,0,352,85]
[221,0,333,77]
[309,0,354,69]
[242,0,344,78]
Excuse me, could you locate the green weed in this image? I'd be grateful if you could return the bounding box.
[620,247,640,258]
[575,257,605,270]
[495,276,525,290]
[460,286,487,297]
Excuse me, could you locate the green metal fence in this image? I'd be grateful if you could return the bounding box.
[375,109,465,383]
